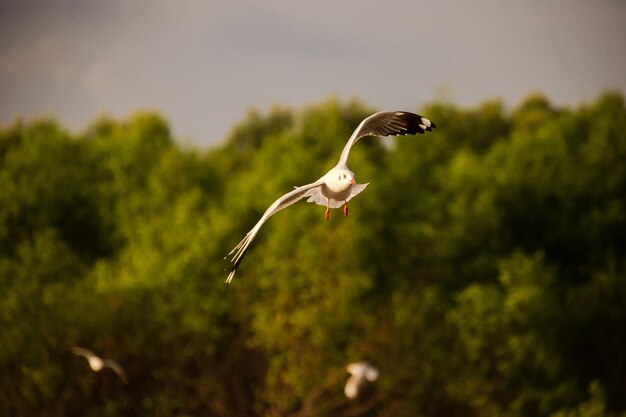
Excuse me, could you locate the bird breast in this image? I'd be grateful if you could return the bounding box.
[88,357,104,371]
[321,182,353,200]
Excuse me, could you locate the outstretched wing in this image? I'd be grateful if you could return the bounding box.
[71,346,95,359]
[225,180,325,285]
[338,111,436,165]
[103,359,128,383]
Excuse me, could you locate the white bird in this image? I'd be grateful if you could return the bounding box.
[71,346,128,383]
[225,110,436,285]
[345,361,379,399]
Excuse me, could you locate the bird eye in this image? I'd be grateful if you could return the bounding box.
[343,174,346,179]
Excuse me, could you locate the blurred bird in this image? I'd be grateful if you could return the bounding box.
[345,361,379,399]
[225,110,436,285]
[71,346,128,383]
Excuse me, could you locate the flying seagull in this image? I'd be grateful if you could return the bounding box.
[71,346,128,383]
[225,110,436,285]
[345,361,379,399]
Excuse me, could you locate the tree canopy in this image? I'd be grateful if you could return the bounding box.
[1,92,625,417]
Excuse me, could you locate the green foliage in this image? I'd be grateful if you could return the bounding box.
[550,381,626,417]
[1,93,625,416]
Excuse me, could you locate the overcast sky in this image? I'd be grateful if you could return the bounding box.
[1,0,625,148]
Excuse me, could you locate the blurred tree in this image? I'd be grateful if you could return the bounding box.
[1,93,625,417]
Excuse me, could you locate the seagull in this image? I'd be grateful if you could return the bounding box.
[71,346,128,383]
[345,361,379,399]
[225,110,436,285]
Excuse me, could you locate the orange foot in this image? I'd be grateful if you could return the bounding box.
[343,204,348,217]
[325,208,330,222]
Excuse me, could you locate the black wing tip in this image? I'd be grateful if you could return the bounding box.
[388,112,436,128]
[398,112,437,135]
[224,261,242,286]
[224,270,234,287]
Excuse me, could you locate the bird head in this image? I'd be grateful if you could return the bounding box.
[329,167,356,192]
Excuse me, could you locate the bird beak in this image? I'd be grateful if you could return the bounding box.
[350,178,356,184]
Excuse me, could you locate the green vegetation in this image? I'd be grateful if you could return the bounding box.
[1,92,625,417]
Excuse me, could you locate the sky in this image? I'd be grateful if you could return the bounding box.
[1,0,625,148]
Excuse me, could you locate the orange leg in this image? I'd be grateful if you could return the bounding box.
[343,202,348,217]
[325,198,331,221]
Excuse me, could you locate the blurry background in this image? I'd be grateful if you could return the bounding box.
[1,1,626,417]
[1,0,625,147]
